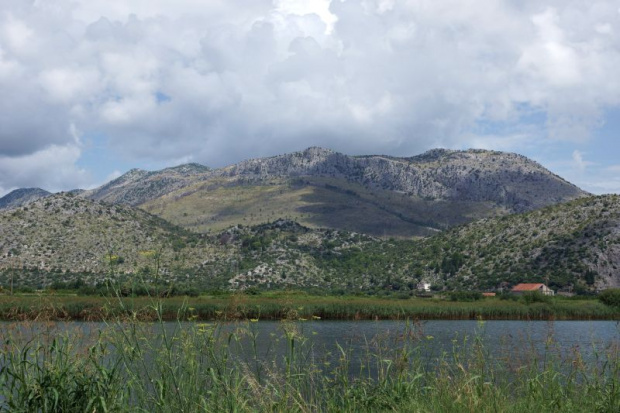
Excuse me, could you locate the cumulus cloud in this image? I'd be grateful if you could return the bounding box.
[0,142,91,196]
[1,0,620,194]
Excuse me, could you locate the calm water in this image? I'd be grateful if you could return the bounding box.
[227,320,620,369]
[3,320,618,366]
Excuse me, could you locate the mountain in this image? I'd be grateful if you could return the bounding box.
[83,147,588,237]
[215,147,584,211]
[406,194,620,290]
[1,192,617,292]
[0,192,217,287]
[0,193,374,290]
[80,163,211,206]
[221,194,620,291]
[0,188,51,210]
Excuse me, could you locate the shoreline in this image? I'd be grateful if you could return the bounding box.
[1,294,618,322]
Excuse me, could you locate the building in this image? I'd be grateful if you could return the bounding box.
[511,283,554,296]
[416,282,431,292]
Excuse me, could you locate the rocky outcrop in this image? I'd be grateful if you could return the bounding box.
[0,192,204,276]
[215,147,587,213]
[81,163,211,206]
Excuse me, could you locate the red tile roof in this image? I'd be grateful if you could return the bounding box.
[511,283,545,291]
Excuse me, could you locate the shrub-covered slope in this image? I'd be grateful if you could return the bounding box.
[0,193,223,287]
[1,193,617,292]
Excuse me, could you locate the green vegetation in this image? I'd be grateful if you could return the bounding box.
[600,289,620,308]
[1,308,618,412]
[0,293,618,321]
[1,193,619,294]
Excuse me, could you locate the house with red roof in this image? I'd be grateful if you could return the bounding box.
[511,283,554,296]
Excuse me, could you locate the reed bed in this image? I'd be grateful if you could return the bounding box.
[0,294,618,321]
[0,307,619,412]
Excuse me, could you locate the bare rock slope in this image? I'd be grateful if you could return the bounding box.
[81,147,588,236]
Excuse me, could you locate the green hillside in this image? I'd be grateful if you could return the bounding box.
[1,193,618,293]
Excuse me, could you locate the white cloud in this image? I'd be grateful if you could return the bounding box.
[0,143,90,196]
[572,150,591,171]
[1,0,620,192]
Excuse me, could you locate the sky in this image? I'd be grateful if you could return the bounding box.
[0,0,619,196]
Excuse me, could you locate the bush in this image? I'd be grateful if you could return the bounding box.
[498,293,519,301]
[520,291,552,305]
[447,291,483,302]
[599,288,620,307]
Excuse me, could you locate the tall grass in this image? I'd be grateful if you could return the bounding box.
[1,295,618,321]
[1,306,619,412]
[0,322,127,412]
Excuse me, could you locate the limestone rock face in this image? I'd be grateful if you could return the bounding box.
[81,163,211,206]
[74,147,587,236]
[215,147,587,213]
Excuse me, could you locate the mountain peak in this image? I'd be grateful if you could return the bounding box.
[163,163,210,175]
[0,188,51,210]
[300,146,335,156]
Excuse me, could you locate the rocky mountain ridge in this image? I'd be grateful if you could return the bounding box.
[219,147,585,212]
[73,147,588,236]
[83,147,586,212]
[81,163,211,206]
[1,147,589,237]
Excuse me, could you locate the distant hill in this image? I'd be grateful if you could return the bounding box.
[1,192,617,292]
[406,194,620,290]
[0,188,51,210]
[82,147,588,237]
[0,193,218,287]
[216,194,620,291]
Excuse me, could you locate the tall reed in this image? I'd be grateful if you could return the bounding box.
[1,308,619,412]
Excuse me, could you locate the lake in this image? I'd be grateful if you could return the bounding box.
[3,319,618,370]
[2,319,619,411]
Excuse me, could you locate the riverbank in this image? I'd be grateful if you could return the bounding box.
[1,293,618,321]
